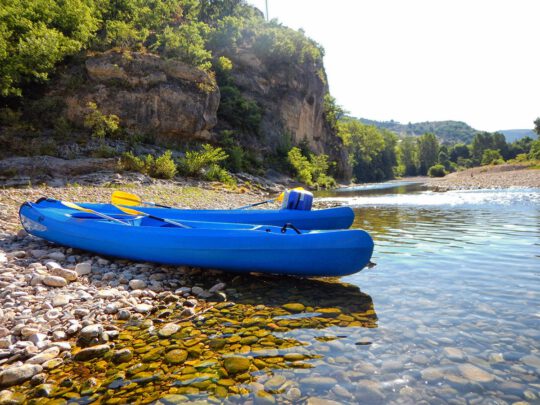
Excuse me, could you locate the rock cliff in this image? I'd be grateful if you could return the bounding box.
[225,47,350,178]
[61,51,220,143]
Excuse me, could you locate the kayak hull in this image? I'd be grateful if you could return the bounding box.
[75,203,355,230]
[19,199,374,277]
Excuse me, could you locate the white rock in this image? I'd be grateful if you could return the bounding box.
[0,364,42,387]
[50,268,77,282]
[26,346,60,364]
[45,261,62,271]
[52,294,71,307]
[75,262,92,276]
[129,279,147,290]
[52,330,66,341]
[43,275,67,288]
[47,252,65,261]
[20,327,39,337]
[0,253,7,263]
[135,304,153,313]
[0,336,13,349]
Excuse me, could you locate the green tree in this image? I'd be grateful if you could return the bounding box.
[449,143,470,162]
[481,149,504,165]
[534,117,540,137]
[397,136,418,176]
[417,133,439,175]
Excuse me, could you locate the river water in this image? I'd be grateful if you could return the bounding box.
[311,182,540,403]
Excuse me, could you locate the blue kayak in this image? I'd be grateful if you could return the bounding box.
[70,203,354,230]
[19,199,374,277]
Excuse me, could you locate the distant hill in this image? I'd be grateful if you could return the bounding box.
[497,129,536,143]
[358,118,478,143]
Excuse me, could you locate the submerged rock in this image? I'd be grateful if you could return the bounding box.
[73,344,110,361]
[223,356,250,374]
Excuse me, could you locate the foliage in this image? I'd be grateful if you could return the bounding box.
[481,149,504,165]
[152,150,178,179]
[287,147,336,189]
[535,117,540,137]
[104,20,148,49]
[359,118,478,144]
[427,164,446,177]
[417,133,439,175]
[529,140,540,160]
[83,102,120,139]
[119,150,177,179]
[178,143,235,184]
[217,85,262,134]
[157,22,212,70]
[0,0,99,96]
[323,94,345,132]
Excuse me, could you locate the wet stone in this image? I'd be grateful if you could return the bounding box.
[0,364,43,388]
[299,376,337,390]
[458,364,495,383]
[73,344,110,361]
[165,349,188,364]
[26,346,60,364]
[112,348,133,364]
[158,323,179,338]
[135,304,153,314]
[34,383,53,398]
[223,356,250,374]
[117,309,131,320]
[282,303,305,313]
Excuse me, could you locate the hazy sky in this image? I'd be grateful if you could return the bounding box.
[247,0,539,131]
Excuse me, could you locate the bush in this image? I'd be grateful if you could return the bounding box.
[152,150,177,179]
[83,102,120,139]
[428,164,446,177]
[529,140,540,160]
[180,144,228,176]
[218,85,262,135]
[119,150,177,179]
[481,149,504,166]
[287,147,336,189]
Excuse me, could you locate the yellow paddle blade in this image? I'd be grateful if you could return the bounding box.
[113,204,146,216]
[111,190,142,206]
[276,187,305,203]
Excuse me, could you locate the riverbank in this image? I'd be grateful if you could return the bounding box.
[406,163,540,191]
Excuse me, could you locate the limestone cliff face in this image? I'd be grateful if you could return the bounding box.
[62,51,220,142]
[225,48,350,178]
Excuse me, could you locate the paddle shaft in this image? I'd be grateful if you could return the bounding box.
[235,199,275,210]
[61,202,129,225]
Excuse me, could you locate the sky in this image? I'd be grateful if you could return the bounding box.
[247,0,539,131]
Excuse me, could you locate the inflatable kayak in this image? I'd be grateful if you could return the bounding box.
[53,203,355,230]
[19,199,374,277]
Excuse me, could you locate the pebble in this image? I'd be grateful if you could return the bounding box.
[158,323,180,337]
[73,344,110,361]
[26,346,60,365]
[42,276,67,288]
[75,262,92,276]
[129,279,147,290]
[135,304,153,314]
[50,267,78,282]
[458,364,495,383]
[117,309,131,320]
[299,377,338,390]
[52,294,71,307]
[223,356,250,374]
[0,364,43,387]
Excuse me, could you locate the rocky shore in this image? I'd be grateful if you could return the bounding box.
[0,178,264,397]
[419,163,540,191]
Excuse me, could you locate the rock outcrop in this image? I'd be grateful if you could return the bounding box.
[63,51,220,143]
[225,48,350,178]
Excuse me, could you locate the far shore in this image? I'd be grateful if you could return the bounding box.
[406,163,540,191]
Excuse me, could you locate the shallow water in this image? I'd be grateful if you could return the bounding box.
[18,183,540,404]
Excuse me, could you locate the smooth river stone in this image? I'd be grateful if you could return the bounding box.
[43,275,67,288]
[73,344,111,361]
[0,364,43,387]
[165,349,188,364]
[299,377,338,390]
[158,323,179,337]
[223,356,250,374]
[283,303,305,313]
[458,364,495,383]
[26,346,60,364]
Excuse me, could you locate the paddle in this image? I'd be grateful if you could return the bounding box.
[111,191,171,208]
[113,204,192,229]
[61,201,130,225]
[235,187,305,210]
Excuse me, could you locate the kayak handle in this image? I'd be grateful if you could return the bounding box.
[281,223,301,235]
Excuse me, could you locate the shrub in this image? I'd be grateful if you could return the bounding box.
[83,102,120,139]
[180,144,228,176]
[205,164,236,185]
[287,147,336,189]
[428,164,446,177]
[119,150,177,179]
[218,85,262,135]
[481,149,504,166]
[529,140,540,160]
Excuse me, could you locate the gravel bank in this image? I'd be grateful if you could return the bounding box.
[0,176,269,390]
[410,164,540,190]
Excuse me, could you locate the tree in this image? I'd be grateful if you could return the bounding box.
[417,133,439,175]
[535,117,540,137]
[481,149,503,165]
[397,136,418,176]
[449,143,470,162]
